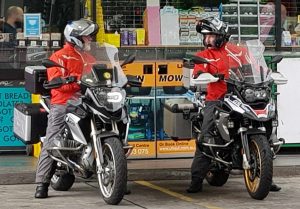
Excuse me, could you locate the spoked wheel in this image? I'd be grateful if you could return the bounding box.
[244,135,273,200]
[97,137,127,205]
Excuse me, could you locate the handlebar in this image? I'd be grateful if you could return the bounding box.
[43,76,77,89]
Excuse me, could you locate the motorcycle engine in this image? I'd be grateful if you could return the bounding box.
[79,143,94,171]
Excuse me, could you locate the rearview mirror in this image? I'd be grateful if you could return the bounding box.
[267,55,283,65]
[121,55,135,67]
[190,55,210,65]
[127,75,142,87]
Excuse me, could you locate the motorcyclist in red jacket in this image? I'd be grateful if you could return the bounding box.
[187,17,281,193]
[35,19,99,198]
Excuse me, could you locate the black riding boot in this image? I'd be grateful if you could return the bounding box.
[35,183,50,198]
[186,181,203,193]
[270,181,281,192]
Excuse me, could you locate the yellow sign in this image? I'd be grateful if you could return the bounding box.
[123,61,184,87]
[298,15,300,24]
[157,139,196,155]
[128,141,156,158]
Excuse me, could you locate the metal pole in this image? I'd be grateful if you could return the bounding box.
[275,0,282,51]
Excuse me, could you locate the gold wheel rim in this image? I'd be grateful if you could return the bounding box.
[244,140,262,193]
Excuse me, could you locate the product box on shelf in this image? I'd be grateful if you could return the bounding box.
[120,30,129,46]
[50,33,61,47]
[136,28,145,45]
[16,32,27,47]
[105,33,120,47]
[160,6,180,45]
[27,37,39,47]
[40,33,50,47]
[143,6,161,45]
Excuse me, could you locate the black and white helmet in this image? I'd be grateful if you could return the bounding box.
[196,17,230,48]
[64,19,99,48]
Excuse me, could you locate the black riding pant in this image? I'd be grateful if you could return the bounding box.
[190,100,221,184]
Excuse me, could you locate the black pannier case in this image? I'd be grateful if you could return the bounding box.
[24,66,49,95]
[13,103,48,144]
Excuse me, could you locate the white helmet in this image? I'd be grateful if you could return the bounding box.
[64,19,99,49]
[196,17,230,48]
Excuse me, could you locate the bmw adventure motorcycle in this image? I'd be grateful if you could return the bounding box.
[188,40,287,200]
[37,43,140,205]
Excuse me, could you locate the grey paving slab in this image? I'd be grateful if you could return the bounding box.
[0,154,299,185]
[0,177,300,209]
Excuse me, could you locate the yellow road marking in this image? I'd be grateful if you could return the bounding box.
[135,181,223,209]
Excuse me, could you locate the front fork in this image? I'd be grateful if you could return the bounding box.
[239,127,251,170]
[91,119,104,174]
[90,117,133,175]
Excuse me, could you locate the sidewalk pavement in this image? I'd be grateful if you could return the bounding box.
[0,154,299,185]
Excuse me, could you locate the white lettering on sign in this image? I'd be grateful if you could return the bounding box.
[0,81,14,86]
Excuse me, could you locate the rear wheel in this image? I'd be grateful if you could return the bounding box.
[244,135,273,200]
[206,169,229,186]
[97,137,127,205]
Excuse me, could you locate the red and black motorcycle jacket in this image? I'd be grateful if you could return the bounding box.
[193,42,250,101]
[47,42,96,105]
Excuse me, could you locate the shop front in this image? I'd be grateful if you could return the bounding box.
[0,0,299,156]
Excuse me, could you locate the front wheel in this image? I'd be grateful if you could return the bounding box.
[97,137,127,205]
[244,135,273,200]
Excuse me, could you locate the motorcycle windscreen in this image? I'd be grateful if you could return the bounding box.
[226,39,271,85]
[78,42,128,88]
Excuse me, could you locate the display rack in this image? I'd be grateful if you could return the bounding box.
[222,0,275,45]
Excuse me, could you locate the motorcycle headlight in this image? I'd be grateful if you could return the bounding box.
[93,88,126,112]
[242,88,268,103]
[107,92,123,103]
[254,89,267,100]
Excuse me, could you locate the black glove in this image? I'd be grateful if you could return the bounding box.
[214,73,225,80]
[64,76,77,84]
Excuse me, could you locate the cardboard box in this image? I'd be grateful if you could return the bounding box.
[160,6,180,45]
[128,30,137,45]
[51,33,62,47]
[147,0,159,7]
[105,33,120,47]
[120,30,129,46]
[16,33,27,46]
[41,33,50,47]
[28,37,39,47]
[136,28,145,45]
[143,7,161,45]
